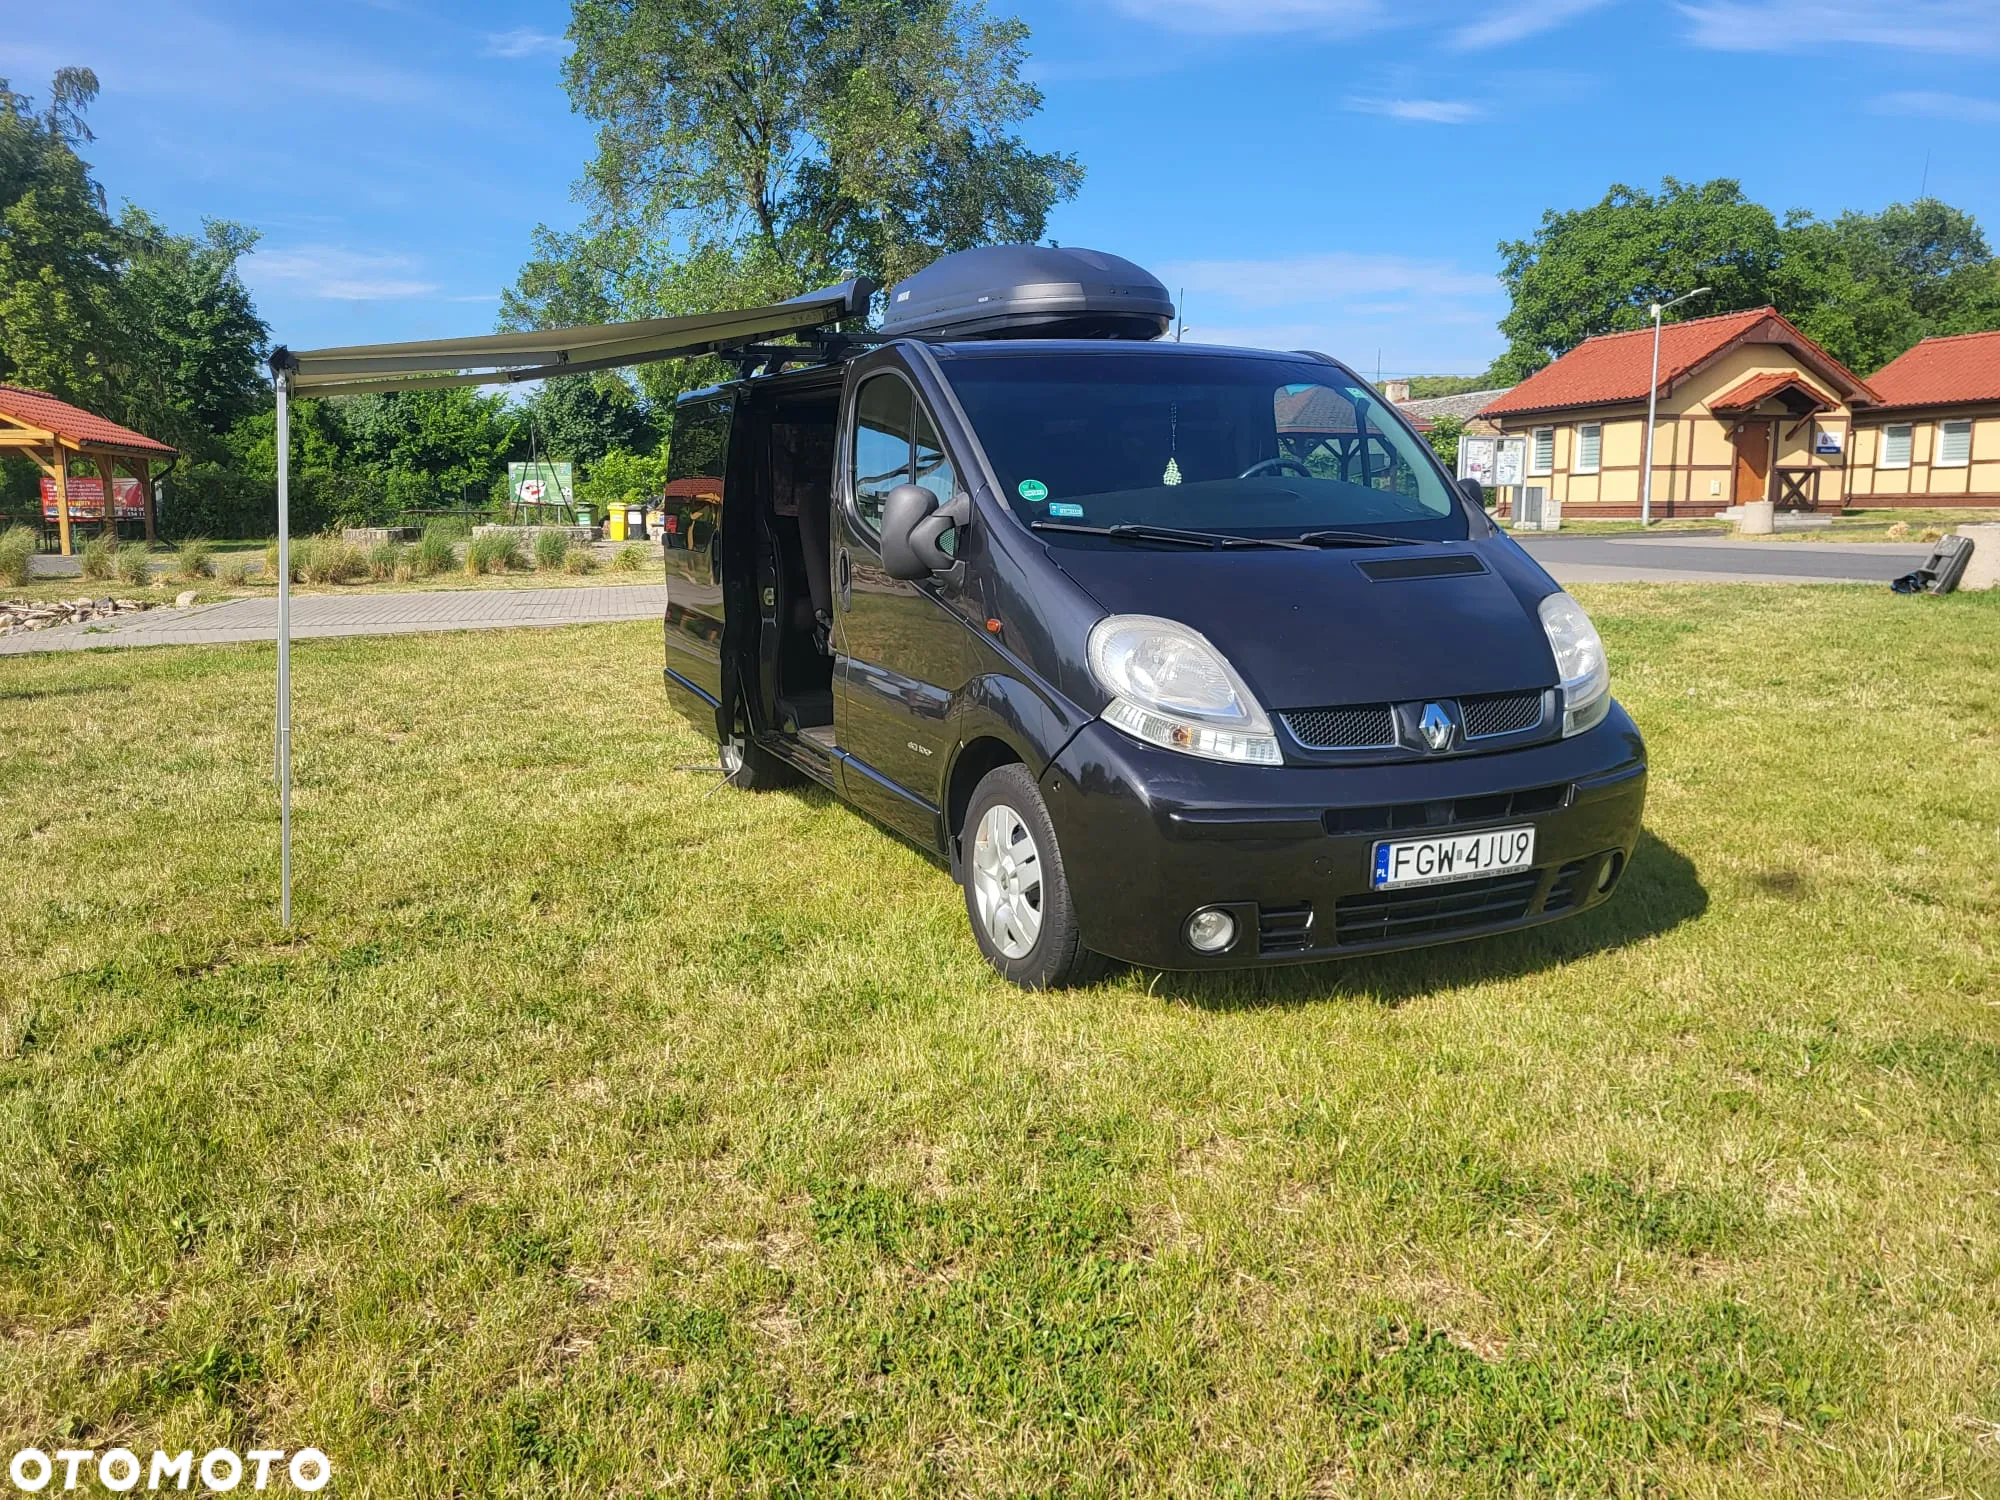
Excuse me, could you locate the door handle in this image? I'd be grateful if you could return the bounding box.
[836,548,851,609]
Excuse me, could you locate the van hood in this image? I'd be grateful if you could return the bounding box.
[1049,538,1560,709]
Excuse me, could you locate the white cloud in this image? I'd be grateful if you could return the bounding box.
[1451,0,1614,48]
[1678,0,2000,52]
[1344,95,1484,122]
[1868,89,2000,121]
[484,27,568,59]
[1103,0,1386,35]
[252,246,440,301]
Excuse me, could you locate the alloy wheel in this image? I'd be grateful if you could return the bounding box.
[970,802,1044,959]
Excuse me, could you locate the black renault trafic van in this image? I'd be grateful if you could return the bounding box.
[661,246,1646,987]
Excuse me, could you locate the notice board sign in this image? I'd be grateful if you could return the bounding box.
[509,461,574,509]
[1457,436,1525,488]
[41,476,145,521]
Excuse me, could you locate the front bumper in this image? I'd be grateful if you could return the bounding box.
[1041,703,1647,969]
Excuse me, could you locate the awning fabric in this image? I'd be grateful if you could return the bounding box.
[276,278,877,398]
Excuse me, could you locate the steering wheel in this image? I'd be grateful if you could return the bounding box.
[1239,455,1314,480]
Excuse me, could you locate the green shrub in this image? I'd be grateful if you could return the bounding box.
[413,527,457,577]
[217,556,252,588]
[534,529,569,570]
[611,544,646,572]
[368,541,405,581]
[82,535,118,582]
[0,525,34,588]
[174,538,215,580]
[115,544,153,587]
[562,545,597,575]
[466,530,523,576]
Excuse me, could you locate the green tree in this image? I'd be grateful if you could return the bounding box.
[506,0,1084,397]
[119,208,268,455]
[0,69,137,416]
[1493,178,1785,381]
[519,373,658,468]
[338,387,522,511]
[1422,413,1466,472]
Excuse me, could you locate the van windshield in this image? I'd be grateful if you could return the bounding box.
[939,349,1468,543]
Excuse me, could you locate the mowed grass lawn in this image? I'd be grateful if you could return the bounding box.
[1,585,1996,1497]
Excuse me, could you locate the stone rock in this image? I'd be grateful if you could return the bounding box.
[175,590,198,609]
[1954,524,2000,592]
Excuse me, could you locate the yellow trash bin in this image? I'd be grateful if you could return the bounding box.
[607,506,626,541]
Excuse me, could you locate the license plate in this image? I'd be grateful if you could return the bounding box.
[1372,826,1536,890]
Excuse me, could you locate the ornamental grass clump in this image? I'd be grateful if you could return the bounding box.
[534,529,569,571]
[81,535,117,582]
[217,556,252,588]
[368,541,406,581]
[466,530,523,576]
[114,543,152,587]
[611,544,645,572]
[174,538,215,580]
[0,525,34,587]
[413,527,456,577]
[301,536,366,585]
[562,545,597,575]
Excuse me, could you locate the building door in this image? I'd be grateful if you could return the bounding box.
[1731,421,1772,503]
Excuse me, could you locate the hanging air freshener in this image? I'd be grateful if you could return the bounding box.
[1162,402,1182,486]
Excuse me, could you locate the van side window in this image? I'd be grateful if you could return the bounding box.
[853,375,913,530]
[665,394,731,554]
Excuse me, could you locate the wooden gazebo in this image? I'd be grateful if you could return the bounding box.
[0,384,176,554]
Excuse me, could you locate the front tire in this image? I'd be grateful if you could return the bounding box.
[961,764,1105,989]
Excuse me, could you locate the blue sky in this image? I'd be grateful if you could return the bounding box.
[6,0,1998,376]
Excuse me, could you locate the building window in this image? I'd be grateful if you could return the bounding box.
[1574,423,1602,475]
[1529,426,1554,476]
[1937,418,1972,468]
[1879,424,1913,471]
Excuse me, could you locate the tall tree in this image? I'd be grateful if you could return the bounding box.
[506,0,1083,395]
[1493,177,2000,380]
[0,69,136,414]
[120,208,269,454]
[519,373,658,468]
[1493,179,1785,382]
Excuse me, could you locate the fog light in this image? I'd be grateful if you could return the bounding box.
[1596,852,1624,894]
[1185,907,1237,954]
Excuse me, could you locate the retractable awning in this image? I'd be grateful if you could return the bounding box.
[261,274,876,927]
[273,277,877,398]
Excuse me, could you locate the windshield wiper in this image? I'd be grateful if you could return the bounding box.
[1031,521,1312,550]
[1293,529,1421,548]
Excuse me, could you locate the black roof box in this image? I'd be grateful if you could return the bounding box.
[879,245,1173,341]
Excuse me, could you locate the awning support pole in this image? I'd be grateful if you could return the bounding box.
[270,349,296,929]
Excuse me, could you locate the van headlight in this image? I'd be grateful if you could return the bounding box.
[1086,614,1282,765]
[1538,591,1610,736]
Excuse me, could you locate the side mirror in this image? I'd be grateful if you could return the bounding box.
[1457,476,1488,508]
[880,483,967,580]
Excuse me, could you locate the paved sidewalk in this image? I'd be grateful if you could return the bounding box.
[1518,533,1930,585]
[0,585,668,655]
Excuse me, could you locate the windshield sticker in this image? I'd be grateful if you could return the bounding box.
[1018,478,1049,502]
[1047,502,1084,518]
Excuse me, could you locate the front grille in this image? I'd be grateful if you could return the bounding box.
[1462,691,1545,739]
[1333,870,1542,947]
[1257,903,1316,953]
[1283,704,1397,750]
[1322,781,1570,837]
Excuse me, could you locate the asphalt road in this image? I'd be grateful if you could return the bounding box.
[1515,531,1929,585]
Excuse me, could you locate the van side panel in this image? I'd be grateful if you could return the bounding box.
[663,394,733,708]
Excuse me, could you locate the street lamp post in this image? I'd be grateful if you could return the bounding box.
[1640,287,1711,527]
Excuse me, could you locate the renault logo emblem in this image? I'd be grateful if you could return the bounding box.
[1419,702,1456,752]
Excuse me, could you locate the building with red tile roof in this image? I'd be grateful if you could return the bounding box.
[0,384,177,552]
[1474,308,1888,519]
[1845,331,2000,505]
